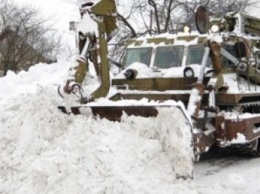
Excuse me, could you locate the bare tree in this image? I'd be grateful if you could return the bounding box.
[115,0,258,36]
[60,0,258,61]
[177,0,259,29]
[0,0,61,76]
[108,0,258,59]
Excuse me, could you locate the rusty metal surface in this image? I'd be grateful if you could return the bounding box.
[215,115,225,142]
[209,41,222,74]
[91,106,159,121]
[109,93,192,103]
[58,105,159,121]
[195,6,209,34]
[193,129,216,156]
[216,114,260,146]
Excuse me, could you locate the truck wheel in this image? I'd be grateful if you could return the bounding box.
[232,139,260,157]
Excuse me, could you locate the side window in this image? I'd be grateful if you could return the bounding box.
[154,46,184,68]
[124,47,153,67]
[186,45,212,67]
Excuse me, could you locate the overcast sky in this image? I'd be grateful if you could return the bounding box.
[14,0,80,31]
[13,0,260,31]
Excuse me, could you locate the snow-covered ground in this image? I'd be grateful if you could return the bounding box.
[1,1,260,193]
[195,156,260,194]
[0,60,260,194]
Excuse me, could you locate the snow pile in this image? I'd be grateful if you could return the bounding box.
[0,61,69,101]
[1,60,260,194]
[0,61,195,194]
[0,90,194,194]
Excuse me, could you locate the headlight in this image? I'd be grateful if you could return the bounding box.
[183,25,191,33]
[210,24,220,33]
[183,67,194,78]
[124,69,137,79]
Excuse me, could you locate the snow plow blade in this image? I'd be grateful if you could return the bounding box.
[58,103,194,179]
[57,104,185,121]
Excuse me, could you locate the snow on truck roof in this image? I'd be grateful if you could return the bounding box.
[126,32,209,48]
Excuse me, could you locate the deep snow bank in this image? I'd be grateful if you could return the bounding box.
[0,62,196,194]
[0,89,195,194]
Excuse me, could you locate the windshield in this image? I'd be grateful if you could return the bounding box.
[154,46,184,68]
[186,45,211,66]
[123,47,153,67]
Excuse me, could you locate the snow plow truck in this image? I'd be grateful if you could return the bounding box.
[58,0,260,177]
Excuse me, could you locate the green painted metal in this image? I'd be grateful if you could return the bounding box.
[90,0,117,38]
[88,0,117,99]
[112,77,210,91]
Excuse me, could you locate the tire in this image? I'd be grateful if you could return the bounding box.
[231,139,260,157]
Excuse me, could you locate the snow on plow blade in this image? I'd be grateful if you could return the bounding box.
[58,103,194,179]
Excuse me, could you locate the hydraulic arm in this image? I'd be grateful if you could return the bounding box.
[58,0,117,102]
